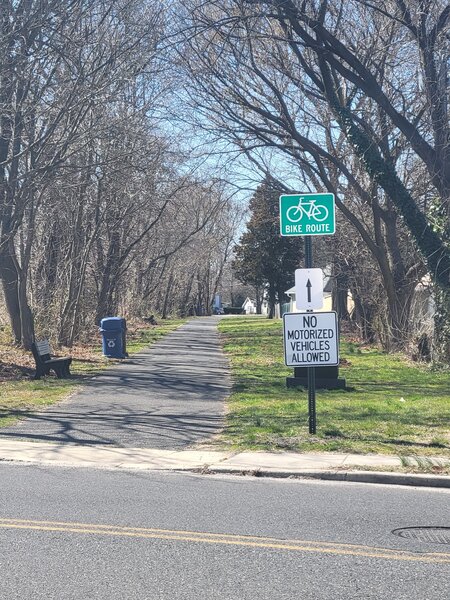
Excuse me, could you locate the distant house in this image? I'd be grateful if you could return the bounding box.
[242,297,271,315]
[242,297,257,314]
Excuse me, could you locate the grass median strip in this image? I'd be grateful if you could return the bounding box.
[218,317,450,458]
[0,319,187,428]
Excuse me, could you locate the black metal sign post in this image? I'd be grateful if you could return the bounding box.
[279,192,337,435]
[304,236,317,434]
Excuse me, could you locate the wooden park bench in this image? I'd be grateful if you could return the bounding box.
[31,339,72,380]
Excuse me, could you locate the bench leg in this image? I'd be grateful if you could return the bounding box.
[64,359,72,378]
[33,366,47,380]
[53,366,65,379]
[54,361,71,379]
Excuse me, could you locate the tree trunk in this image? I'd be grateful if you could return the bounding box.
[95,229,121,325]
[17,269,34,350]
[267,284,276,319]
[331,259,351,321]
[0,246,34,349]
[433,286,450,364]
[350,286,377,344]
[0,252,22,344]
[179,273,195,317]
[161,272,174,319]
[255,285,262,314]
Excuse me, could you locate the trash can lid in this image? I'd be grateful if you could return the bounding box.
[100,317,125,330]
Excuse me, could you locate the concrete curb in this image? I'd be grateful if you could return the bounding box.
[1,440,449,488]
[205,466,450,488]
[2,456,450,487]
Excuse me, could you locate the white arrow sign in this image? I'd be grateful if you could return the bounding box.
[295,268,324,310]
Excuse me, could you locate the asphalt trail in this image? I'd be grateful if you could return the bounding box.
[0,317,229,448]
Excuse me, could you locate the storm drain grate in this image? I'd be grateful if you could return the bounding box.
[392,527,450,545]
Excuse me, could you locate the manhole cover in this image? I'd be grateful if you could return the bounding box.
[392,527,450,545]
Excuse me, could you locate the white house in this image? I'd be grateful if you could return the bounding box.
[242,297,273,316]
[242,297,257,314]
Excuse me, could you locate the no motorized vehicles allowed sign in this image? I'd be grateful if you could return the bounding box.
[283,312,339,367]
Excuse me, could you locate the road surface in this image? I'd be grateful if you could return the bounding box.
[0,463,448,599]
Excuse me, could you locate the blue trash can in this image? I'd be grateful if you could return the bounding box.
[100,317,127,358]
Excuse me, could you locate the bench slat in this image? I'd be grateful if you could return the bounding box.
[36,340,51,356]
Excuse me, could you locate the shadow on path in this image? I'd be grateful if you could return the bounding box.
[0,317,230,449]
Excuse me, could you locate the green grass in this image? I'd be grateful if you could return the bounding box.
[218,316,450,456]
[0,318,187,428]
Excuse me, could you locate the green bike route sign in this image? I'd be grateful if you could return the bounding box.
[279,193,335,236]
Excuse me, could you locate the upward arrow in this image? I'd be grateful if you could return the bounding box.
[306,279,312,303]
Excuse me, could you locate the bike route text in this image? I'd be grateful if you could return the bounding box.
[285,223,332,234]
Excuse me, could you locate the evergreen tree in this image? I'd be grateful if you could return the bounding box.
[233,177,303,317]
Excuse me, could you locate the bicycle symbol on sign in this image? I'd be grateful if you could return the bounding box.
[286,197,329,223]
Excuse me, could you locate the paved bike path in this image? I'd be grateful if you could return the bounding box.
[0,318,229,449]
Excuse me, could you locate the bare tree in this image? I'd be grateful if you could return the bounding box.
[176,0,450,359]
[0,0,164,348]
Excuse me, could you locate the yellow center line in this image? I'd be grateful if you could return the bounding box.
[0,518,449,564]
[0,518,421,552]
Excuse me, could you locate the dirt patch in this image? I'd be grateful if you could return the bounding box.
[0,349,35,381]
